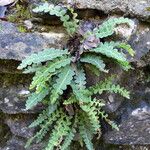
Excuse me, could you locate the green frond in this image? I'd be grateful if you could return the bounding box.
[29,109,49,128]
[98,110,119,131]
[85,64,100,76]
[26,87,49,110]
[74,67,86,89]
[33,3,79,35]
[23,63,42,74]
[71,83,91,103]
[45,113,72,150]
[79,115,94,150]
[117,60,132,71]
[61,129,75,150]
[94,17,133,38]
[80,104,100,133]
[17,48,68,70]
[63,95,78,105]
[80,54,108,73]
[30,57,71,91]
[89,77,130,99]
[50,66,75,104]
[117,43,135,56]
[26,109,62,148]
[90,42,127,62]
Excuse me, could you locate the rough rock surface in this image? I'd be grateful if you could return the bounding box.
[0,1,150,149]
[104,106,150,145]
[69,0,150,22]
[0,21,67,61]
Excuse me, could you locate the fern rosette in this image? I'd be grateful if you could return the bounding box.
[18,2,135,150]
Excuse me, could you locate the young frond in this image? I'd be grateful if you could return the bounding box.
[33,3,79,35]
[94,17,133,38]
[85,64,100,76]
[29,109,49,128]
[30,57,71,91]
[117,43,135,56]
[74,67,86,90]
[71,83,91,103]
[26,109,62,148]
[89,77,130,99]
[79,115,94,150]
[17,48,68,70]
[23,63,42,74]
[63,95,78,105]
[50,66,75,104]
[81,54,108,73]
[25,87,49,110]
[61,129,75,150]
[98,110,119,131]
[90,42,127,62]
[45,113,72,150]
[80,104,100,133]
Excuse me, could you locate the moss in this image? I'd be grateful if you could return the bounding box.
[7,2,32,32]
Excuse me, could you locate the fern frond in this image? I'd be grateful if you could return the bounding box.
[50,66,75,104]
[80,104,100,133]
[61,129,75,150]
[63,95,78,105]
[45,113,72,150]
[23,63,42,74]
[74,67,86,90]
[29,109,49,128]
[81,54,108,73]
[30,57,71,91]
[90,42,127,62]
[98,110,119,131]
[79,115,94,150]
[17,48,68,70]
[26,109,62,148]
[94,17,133,38]
[33,3,79,35]
[85,64,100,76]
[71,83,91,103]
[26,87,49,110]
[89,77,130,99]
[117,43,135,56]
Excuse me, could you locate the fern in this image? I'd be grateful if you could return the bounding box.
[50,66,75,104]
[80,54,108,73]
[90,42,127,62]
[26,87,49,110]
[63,95,78,105]
[89,77,130,99]
[18,4,134,149]
[26,109,62,148]
[30,57,71,91]
[33,3,79,35]
[29,109,49,128]
[117,43,135,57]
[80,105,100,133]
[74,67,86,89]
[79,114,94,150]
[71,83,91,103]
[45,113,72,150]
[61,129,75,150]
[94,17,133,38]
[18,48,68,70]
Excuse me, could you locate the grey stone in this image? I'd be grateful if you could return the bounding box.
[0,74,44,114]
[104,106,150,145]
[5,115,36,138]
[0,21,67,61]
[2,136,44,150]
[68,0,150,22]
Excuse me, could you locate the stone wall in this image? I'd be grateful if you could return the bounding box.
[0,0,150,150]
